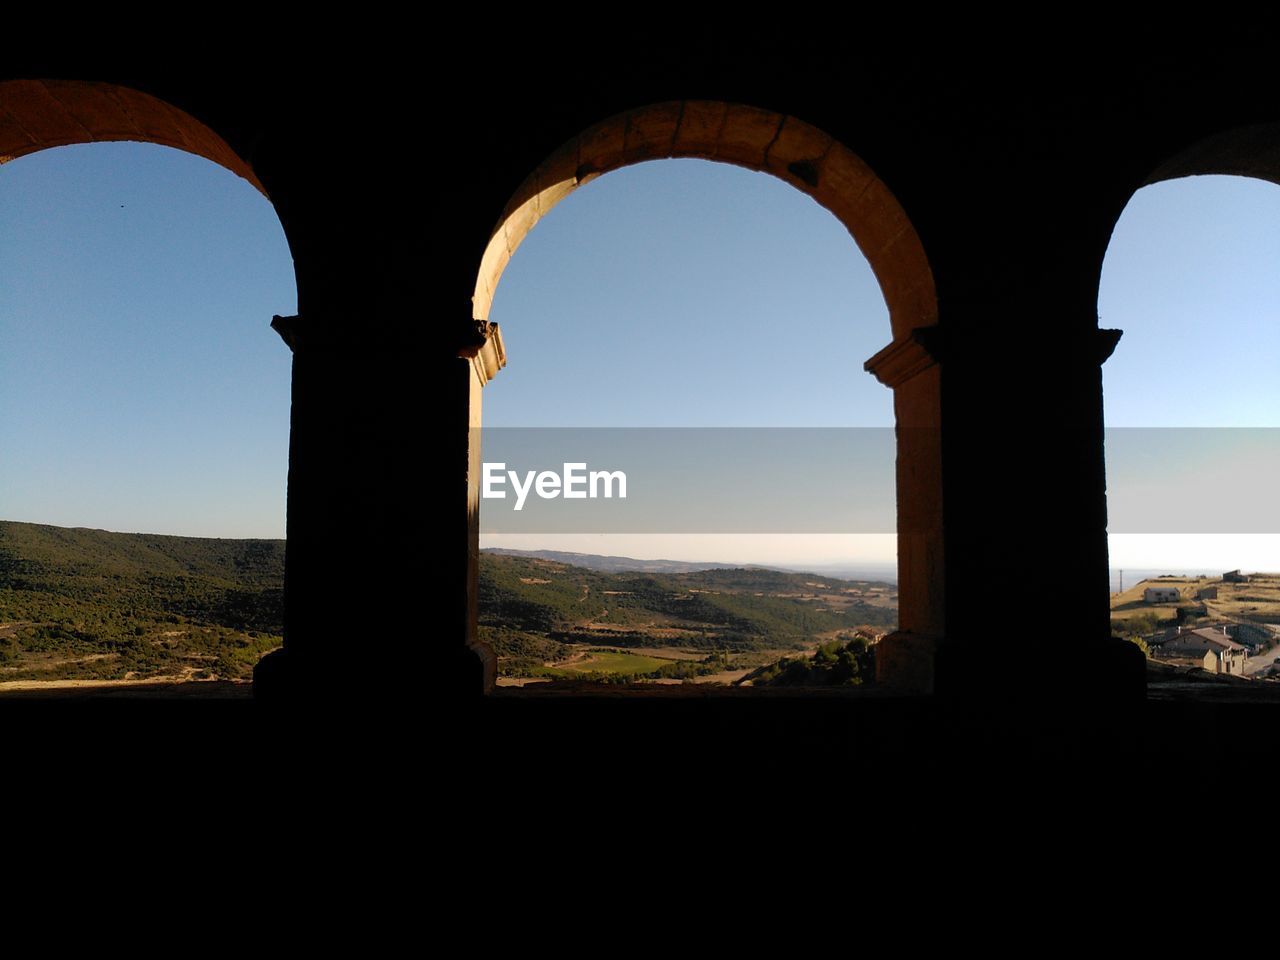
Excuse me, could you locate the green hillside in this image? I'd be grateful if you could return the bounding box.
[0,520,284,683]
[1,522,896,687]
[479,551,897,678]
[741,637,877,687]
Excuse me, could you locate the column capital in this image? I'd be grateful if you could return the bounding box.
[271,316,509,381]
[1010,326,1123,366]
[864,326,942,388]
[1096,328,1123,364]
[271,314,303,352]
[865,326,1122,386]
[457,319,507,386]
[271,314,377,354]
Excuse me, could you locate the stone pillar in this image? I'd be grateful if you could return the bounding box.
[865,327,946,694]
[251,313,512,700]
[931,314,1144,700]
[251,314,317,698]
[255,313,384,699]
[455,320,506,696]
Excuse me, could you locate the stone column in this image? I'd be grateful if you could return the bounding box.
[455,320,507,696]
[251,314,311,698]
[865,327,946,694]
[250,313,512,700]
[931,315,1144,699]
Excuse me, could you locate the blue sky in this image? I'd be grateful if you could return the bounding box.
[2,144,1279,569]
[0,142,295,538]
[484,159,892,428]
[1100,176,1280,428]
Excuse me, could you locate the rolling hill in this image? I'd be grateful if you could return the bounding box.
[479,551,898,680]
[0,520,284,683]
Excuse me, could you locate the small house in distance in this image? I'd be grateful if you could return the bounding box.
[1144,586,1181,603]
[1196,586,1219,600]
[1223,569,1250,583]
[1156,625,1249,676]
[1202,646,1247,676]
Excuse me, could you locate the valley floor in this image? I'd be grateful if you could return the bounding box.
[0,677,252,698]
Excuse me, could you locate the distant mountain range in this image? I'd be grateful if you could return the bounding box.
[481,548,898,583]
[482,548,760,574]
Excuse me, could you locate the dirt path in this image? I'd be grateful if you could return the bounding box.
[0,675,251,697]
[691,668,755,685]
[1245,650,1280,677]
[548,648,592,668]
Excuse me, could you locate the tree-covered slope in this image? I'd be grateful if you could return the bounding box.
[0,520,285,682]
[479,551,897,661]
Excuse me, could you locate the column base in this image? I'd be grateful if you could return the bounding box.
[875,631,945,695]
[252,647,291,700]
[464,640,498,696]
[934,634,1147,701]
[252,643,499,699]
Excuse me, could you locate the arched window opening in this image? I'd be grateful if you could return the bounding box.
[1101,173,1280,685]
[482,158,896,689]
[0,134,296,695]
[462,102,943,695]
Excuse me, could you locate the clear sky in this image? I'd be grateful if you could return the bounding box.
[1100,176,1280,428]
[484,159,893,428]
[0,142,295,538]
[3,145,1278,570]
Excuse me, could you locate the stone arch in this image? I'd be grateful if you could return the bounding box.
[1093,122,1280,292]
[462,101,946,695]
[0,79,265,193]
[472,101,935,341]
[1144,121,1280,188]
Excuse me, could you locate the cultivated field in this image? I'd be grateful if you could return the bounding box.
[554,650,676,676]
